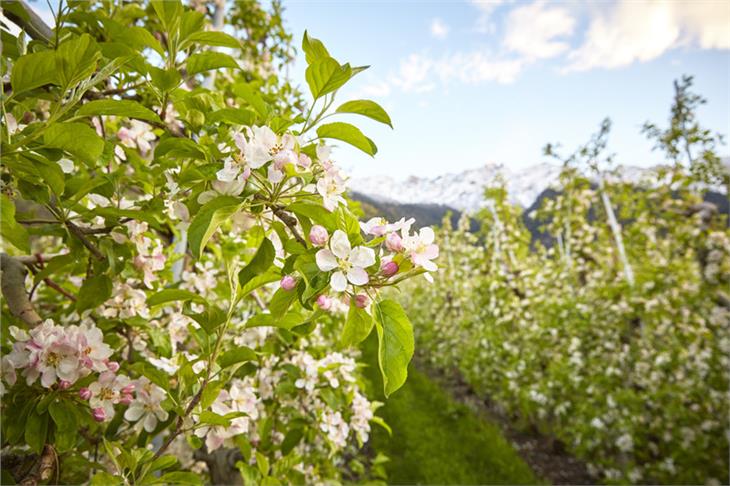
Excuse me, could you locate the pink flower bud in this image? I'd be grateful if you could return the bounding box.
[309,225,329,246]
[122,384,135,395]
[92,407,106,422]
[106,361,120,373]
[119,394,133,405]
[58,380,72,390]
[354,294,370,309]
[298,153,312,169]
[79,387,92,400]
[280,275,296,291]
[241,166,251,180]
[316,294,332,310]
[381,261,399,277]
[385,232,404,252]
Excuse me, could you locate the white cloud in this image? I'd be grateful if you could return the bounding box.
[565,0,730,72]
[430,18,449,40]
[389,51,524,93]
[503,1,575,59]
[471,0,508,33]
[357,80,392,98]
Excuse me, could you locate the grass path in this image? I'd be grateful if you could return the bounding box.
[363,335,540,485]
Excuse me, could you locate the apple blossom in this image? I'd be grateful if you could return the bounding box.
[316,230,376,292]
[309,225,329,246]
[403,227,439,272]
[88,371,132,419]
[280,275,297,290]
[316,294,333,310]
[385,232,404,252]
[316,174,347,212]
[92,408,106,422]
[79,387,92,400]
[124,376,169,432]
[355,294,370,308]
[381,260,399,277]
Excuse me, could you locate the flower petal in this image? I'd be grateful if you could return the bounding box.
[330,271,348,292]
[349,246,375,268]
[419,227,435,245]
[330,230,351,259]
[316,249,339,271]
[346,267,369,286]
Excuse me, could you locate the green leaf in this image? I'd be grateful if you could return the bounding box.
[49,399,78,452]
[316,122,377,156]
[268,286,299,319]
[305,57,351,99]
[232,83,270,120]
[280,428,304,456]
[238,270,280,298]
[208,108,256,126]
[302,31,330,65]
[184,31,240,49]
[154,137,206,160]
[33,157,65,196]
[218,347,257,369]
[10,50,57,94]
[336,99,393,128]
[238,238,275,286]
[147,288,206,307]
[374,299,414,397]
[149,66,181,92]
[77,275,113,312]
[256,451,270,476]
[188,196,242,259]
[187,52,239,75]
[1,195,30,252]
[103,20,164,55]
[199,411,229,427]
[56,34,101,88]
[44,122,104,165]
[78,100,160,122]
[24,408,48,453]
[341,301,374,347]
[150,471,203,486]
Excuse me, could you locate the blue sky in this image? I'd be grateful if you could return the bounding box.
[17,1,730,179]
[281,1,730,178]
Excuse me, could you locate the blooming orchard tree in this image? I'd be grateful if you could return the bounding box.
[400,82,729,484]
[0,1,437,483]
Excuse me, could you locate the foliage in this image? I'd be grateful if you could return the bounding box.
[362,334,538,485]
[399,81,730,484]
[0,1,438,484]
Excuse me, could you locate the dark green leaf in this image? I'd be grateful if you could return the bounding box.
[1,195,30,252]
[341,301,374,346]
[238,238,275,286]
[10,50,57,94]
[147,288,206,307]
[188,196,242,258]
[77,275,113,312]
[374,299,414,397]
[44,122,104,165]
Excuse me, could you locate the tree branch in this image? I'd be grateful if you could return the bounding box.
[2,0,54,44]
[0,253,43,327]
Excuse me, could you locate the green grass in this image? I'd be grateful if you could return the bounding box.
[363,334,539,485]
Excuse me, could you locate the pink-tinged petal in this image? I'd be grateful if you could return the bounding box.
[330,230,351,259]
[316,249,338,271]
[267,166,284,183]
[349,246,375,268]
[346,267,369,286]
[233,132,247,151]
[424,272,434,283]
[330,271,348,292]
[423,244,439,259]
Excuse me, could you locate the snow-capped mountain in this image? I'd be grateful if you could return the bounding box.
[349,162,646,212]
